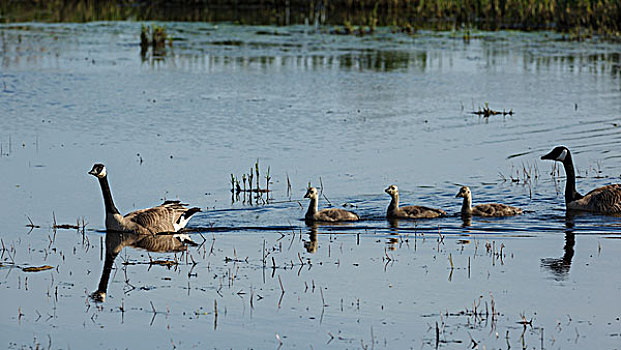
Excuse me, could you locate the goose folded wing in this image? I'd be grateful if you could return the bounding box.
[124,205,182,234]
[577,184,621,213]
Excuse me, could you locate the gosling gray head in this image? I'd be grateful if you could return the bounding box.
[455,186,471,198]
[89,163,107,179]
[385,185,398,196]
[304,187,318,200]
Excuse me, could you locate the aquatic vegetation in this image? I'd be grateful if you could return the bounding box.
[1,0,618,36]
[230,160,272,204]
[140,24,171,58]
[472,102,514,117]
[21,265,54,272]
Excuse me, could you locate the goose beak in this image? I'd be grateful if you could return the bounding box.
[303,192,310,199]
[540,151,554,160]
[88,169,97,175]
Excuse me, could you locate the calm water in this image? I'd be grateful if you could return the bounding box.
[1,22,621,349]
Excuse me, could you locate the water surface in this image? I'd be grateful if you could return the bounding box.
[1,23,620,349]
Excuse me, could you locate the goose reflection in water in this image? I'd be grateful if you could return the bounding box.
[540,212,577,280]
[91,230,197,302]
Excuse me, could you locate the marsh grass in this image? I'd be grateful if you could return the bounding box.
[472,102,514,117]
[140,24,170,57]
[230,160,272,204]
[1,0,618,36]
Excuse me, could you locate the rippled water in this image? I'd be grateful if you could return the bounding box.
[1,23,620,349]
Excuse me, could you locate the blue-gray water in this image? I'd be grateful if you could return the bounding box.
[1,22,620,349]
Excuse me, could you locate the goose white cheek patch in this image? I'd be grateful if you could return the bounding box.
[557,149,567,161]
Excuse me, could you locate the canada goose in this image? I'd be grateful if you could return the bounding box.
[304,187,359,222]
[541,146,621,213]
[92,230,197,302]
[384,185,446,219]
[89,163,201,236]
[455,186,522,217]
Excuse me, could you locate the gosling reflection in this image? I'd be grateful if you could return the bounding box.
[460,214,473,227]
[540,212,576,280]
[303,221,358,254]
[387,217,400,229]
[304,225,318,254]
[386,218,401,250]
[92,230,197,302]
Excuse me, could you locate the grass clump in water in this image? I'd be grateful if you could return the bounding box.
[140,24,171,56]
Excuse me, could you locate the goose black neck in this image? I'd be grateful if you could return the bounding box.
[561,154,583,205]
[98,176,120,215]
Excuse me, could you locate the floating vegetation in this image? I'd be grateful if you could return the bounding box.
[331,20,376,36]
[140,24,171,58]
[22,265,54,272]
[230,160,272,205]
[472,103,514,117]
[148,259,178,266]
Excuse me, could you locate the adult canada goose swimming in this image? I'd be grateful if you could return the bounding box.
[384,185,446,219]
[541,146,621,213]
[304,187,359,222]
[89,163,201,236]
[456,186,522,217]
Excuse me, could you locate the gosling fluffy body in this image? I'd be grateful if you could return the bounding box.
[456,186,522,217]
[304,187,359,222]
[384,185,446,219]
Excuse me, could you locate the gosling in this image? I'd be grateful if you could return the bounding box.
[455,186,522,217]
[385,185,446,219]
[304,187,359,222]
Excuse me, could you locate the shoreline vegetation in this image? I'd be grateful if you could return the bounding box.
[0,0,619,37]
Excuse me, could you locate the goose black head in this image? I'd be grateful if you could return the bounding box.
[89,163,107,178]
[541,146,570,162]
[385,185,398,196]
[455,186,471,198]
[304,187,318,199]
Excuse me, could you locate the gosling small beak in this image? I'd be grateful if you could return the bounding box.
[455,192,462,198]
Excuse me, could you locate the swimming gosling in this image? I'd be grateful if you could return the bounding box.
[541,146,621,213]
[89,163,201,236]
[455,186,522,217]
[304,187,359,222]
[385,185,446,219]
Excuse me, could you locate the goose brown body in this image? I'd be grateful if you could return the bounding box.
[385,185,446,219]
[89,163,200,235]
[456,186,522,217]
[304,187,359,222]
[542,146,621,214]
[566,184,621,213]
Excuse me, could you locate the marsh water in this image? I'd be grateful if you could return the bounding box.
[1,22,621,349]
